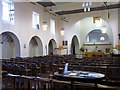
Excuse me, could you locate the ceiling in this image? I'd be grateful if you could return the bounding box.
[36,1,120,15]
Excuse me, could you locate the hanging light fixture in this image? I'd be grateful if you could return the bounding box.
[60,28,64,36]
[103,2,110,19]
[42,22,47,31]
[60,17,65,36]
[82,2,92,12]
[101,25,107,33]
[101,28,106,33]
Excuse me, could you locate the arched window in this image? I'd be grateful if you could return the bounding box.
[86,29,109,43]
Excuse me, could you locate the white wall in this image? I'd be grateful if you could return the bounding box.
[107,9,118,47]
[0,2,60,58]
[118,8,120,44]
[0,2,2,61]
[118,8,120,54]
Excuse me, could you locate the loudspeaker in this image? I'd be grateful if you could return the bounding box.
[62,41,67,46]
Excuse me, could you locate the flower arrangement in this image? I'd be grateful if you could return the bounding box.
[58,45,64,50]
[80,47,85,52]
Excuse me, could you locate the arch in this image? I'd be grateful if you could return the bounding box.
[0,32,20,59]
[70,35,79,55]
[84,29,111,52]
[48,39,57,55]
[29,36,43,57]
[78,17,113,44]
[86,29,110,43]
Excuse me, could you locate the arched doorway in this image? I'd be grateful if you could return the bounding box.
[48,39,57,55]
[71,35,79,55]
[0,32,20,59]
[29,36,43,57]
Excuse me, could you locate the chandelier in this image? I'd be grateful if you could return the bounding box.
[82,2,92,12]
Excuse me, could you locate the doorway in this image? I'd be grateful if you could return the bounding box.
[71,35,79,55]
[48,39,57,55]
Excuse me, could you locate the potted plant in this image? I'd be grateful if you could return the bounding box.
[80,47,85,52]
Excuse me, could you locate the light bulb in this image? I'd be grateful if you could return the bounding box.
[88,7,90,11]
[84,8,86,12]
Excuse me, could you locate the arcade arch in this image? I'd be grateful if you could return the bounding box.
[0,32,20,59]
[29,36,43,57]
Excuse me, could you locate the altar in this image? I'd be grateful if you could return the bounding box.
[84,52,104,57]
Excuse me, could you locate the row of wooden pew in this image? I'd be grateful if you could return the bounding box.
[2,55,120,89]
[2,73,120,90]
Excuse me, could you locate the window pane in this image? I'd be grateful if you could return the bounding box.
[32,12,39,30]
[50,19,55,35]
[2,1,9,21]
[2,0,14,24]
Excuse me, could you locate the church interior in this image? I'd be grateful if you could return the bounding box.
[0,0,120,90]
